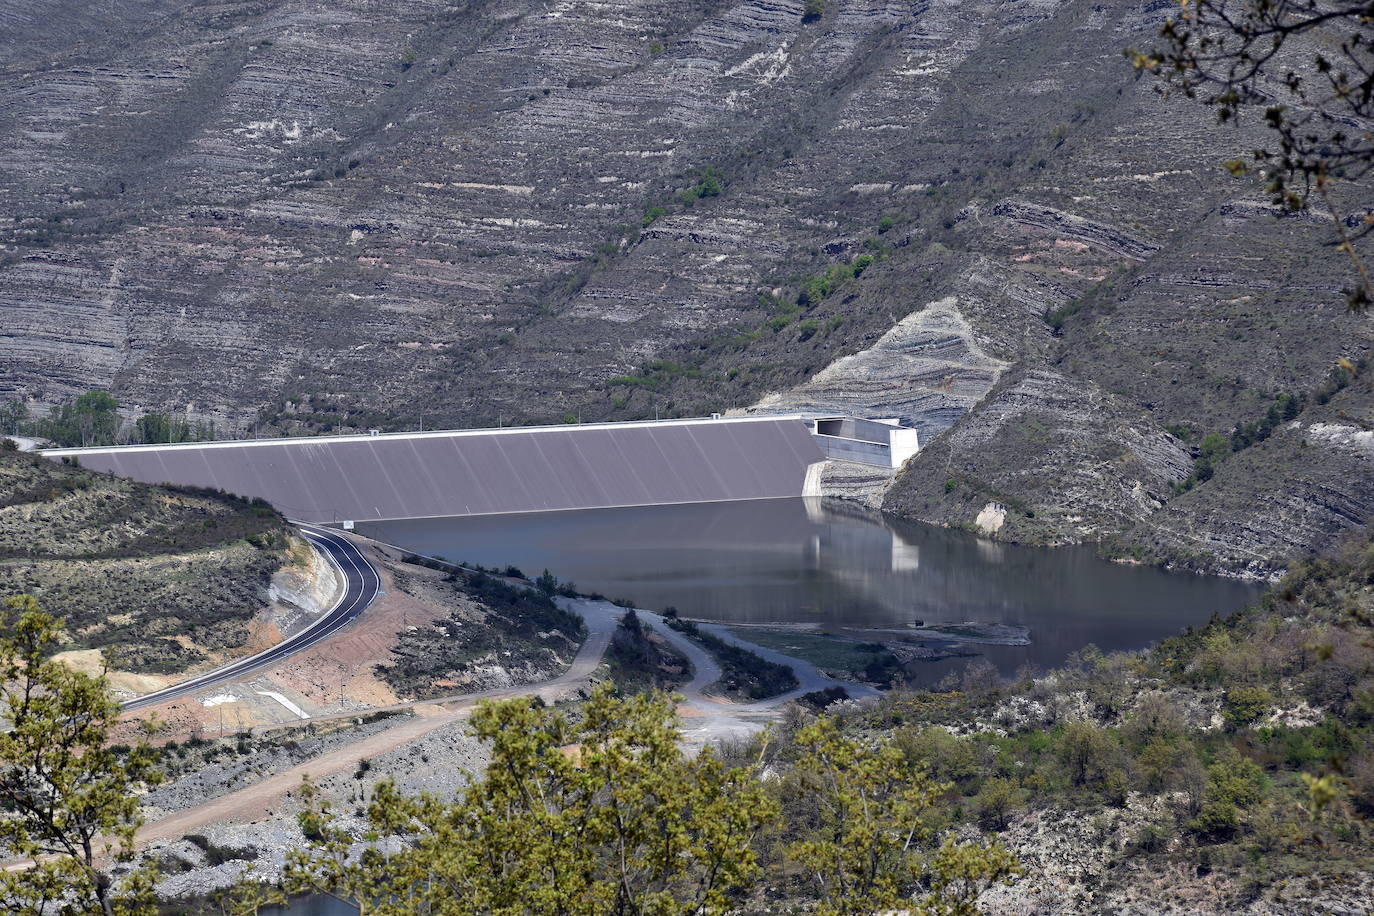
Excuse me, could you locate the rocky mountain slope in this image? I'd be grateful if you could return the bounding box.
[1,0,1371,572]
[0,446,292,672]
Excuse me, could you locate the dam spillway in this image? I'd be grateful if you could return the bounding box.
[42,416,826,524]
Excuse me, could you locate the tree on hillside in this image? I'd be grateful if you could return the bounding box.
[134,412,188,445]
[239,685,777,916]
[218,689,1021,915]
[0,400,28,437]
[67,392,120,448]
[783,717,1019,916]
[24,391,123,448]
[1132,1,1374,309]
[0,595,163,916]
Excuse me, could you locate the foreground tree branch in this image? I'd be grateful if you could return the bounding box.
[1131,0,1374,309]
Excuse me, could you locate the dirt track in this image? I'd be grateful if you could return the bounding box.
[134,613,616,847]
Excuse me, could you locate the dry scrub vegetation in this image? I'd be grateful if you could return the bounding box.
[374,568,585,698]
[0,449,291,673]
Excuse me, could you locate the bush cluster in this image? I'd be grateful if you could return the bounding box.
[664,616,799,700]
[827,534,1374,885]
[1170,374,1354,494]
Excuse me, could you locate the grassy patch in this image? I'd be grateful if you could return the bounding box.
[723,627,899,683]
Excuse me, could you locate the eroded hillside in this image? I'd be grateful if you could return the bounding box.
[1,0,1371,572]
[0,447,292,672]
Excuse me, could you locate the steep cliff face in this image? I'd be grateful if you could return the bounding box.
[2,0,1370,571]
[880,366,1196,544]
[0,0,1203,427]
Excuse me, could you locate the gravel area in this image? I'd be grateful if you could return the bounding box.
[313,716,489,803]
[144,714,489,902]
[143,715,408,816]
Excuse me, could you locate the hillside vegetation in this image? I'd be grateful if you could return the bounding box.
[604,608,693,693]
[755,531,1374,911]
[0,447,291,672]
[134,531,1372,914]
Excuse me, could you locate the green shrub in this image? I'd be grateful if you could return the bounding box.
[1222,686,1274,730]
[535,568,557,598]
[1351,751,1374,816]
[802,0,824,21]
[895,727,978,783]
[972,777,1026,830]
[1188,801,1240,840]
[1207,754,1266,808]
[678,169,723,205]
[1136,737,1189,792]
[793,254,875,308]
[1057,722,1121,787]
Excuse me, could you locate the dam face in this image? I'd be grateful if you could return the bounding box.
[42,416,825,524]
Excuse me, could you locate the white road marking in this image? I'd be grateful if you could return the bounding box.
[254,690,310,719]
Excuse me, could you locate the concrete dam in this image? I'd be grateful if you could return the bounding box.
[43,416,848,525]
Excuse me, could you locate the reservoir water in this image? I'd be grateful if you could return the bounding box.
[360,497,1261,682]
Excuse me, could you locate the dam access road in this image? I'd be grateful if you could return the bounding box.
[121,526,380,712]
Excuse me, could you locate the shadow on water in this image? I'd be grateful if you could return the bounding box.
[360,497,1262,684]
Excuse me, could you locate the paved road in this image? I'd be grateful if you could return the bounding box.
[121,526,379,713]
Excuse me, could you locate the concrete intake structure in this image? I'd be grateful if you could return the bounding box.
[808,417,920,469]
[42,416,826,524]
